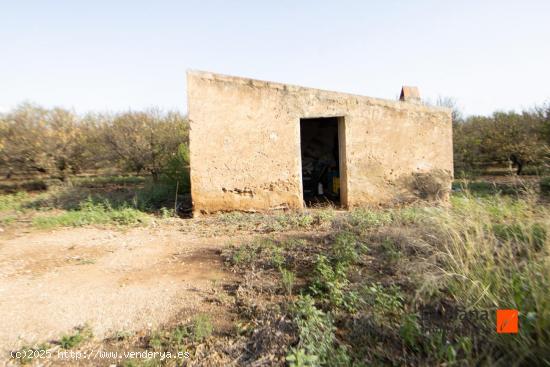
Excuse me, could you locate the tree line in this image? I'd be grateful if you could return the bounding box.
[0,103,189,182]
[0,101,548,182]
[439,98,549,176]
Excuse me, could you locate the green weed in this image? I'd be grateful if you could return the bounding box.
[59,325,93,349]
[192,314,213,342]
[32,198,148,228]
[332,231,364,266]
[0,192,29,211]
[289,295,338,364]
[360,282,404,319]
[286,347,319,367]
[0,214,17,225]
[348,208,393,229]
[309,255,350,309]
[280,268,296,296]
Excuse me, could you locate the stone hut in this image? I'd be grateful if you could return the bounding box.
[187,71,453,215]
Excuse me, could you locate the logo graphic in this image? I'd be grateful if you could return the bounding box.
[496,309,518,334]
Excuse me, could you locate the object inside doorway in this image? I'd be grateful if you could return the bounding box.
[300,117,340,206]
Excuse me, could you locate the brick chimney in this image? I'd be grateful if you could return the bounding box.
[399,86,421,103]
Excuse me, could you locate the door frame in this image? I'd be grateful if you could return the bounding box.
[297,116,348,208]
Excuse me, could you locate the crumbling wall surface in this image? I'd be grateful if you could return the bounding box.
[344,105,453,206]
[187,71,452,214]
[187,71,304,214]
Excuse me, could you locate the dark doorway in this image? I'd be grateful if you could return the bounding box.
[300,117,341,206]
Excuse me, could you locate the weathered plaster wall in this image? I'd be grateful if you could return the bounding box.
[187,71,453,214]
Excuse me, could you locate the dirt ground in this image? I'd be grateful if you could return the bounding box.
[0,220,236,357]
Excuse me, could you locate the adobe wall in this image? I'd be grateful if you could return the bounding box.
[187,71,453,214]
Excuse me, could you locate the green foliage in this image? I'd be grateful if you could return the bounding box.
[0,214,16,225]
[289,295,338,364]
[360,283,404,319]
[310,255,351,309]
[59,325,93,349]
[453,107,549,175]
[70,175,146,188]
[224,191,549,365]
[0,103,89,178]
[391,206,426,224]
[214,210,336,233]
[492,222,546,249]
[429,193,550,364]
[270,246,286,269]
[348,208,393,229]
[286,347,319,367]
[162,143,190,190]
[399,313,422,351]
[313,208,335,224]
[269,212,315,231]
[0,192,29,211]
[147,315,212,356]
[327,345,353,366]
[134,183,176,210]
[32,198,148,228]
[230,245,255,266]
[228,237,282,268]
[541,176,550,195]
[309,232,364,310]
[159,207,175,219]
[0,103,189,181]
[380,237,401,263]
[332,231,363,266]
[192,314,213,342]
[280,268,296,296]
[100,109,188,181]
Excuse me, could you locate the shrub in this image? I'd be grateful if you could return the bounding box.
[332,231,363,266]
[309,255,349,308]
[289,295,336,364]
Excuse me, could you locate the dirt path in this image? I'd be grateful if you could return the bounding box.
[0,222,233,355]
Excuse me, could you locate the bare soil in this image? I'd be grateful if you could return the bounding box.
[0,221,235,355]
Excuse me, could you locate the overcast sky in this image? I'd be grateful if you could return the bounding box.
[1,0,549,116]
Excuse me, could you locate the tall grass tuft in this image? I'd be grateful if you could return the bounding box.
[427,192,549,364]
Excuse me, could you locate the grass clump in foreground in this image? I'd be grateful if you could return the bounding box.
[0,191,31,212]
[220,191,550,366]
[427,193,550,364]
[32,198,149,228]
[59,325,93,349]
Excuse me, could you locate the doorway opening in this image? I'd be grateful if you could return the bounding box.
[300,117,343,207]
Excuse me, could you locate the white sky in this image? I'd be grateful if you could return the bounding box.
[1,0,549,116]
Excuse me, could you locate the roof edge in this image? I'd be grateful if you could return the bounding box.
[186,69,451,114]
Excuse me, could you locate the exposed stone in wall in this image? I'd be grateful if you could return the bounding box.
[187,71,453,215]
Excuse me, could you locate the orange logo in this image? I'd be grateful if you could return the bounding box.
[496,309,518,333]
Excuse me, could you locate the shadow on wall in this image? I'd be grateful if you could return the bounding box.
[396,169,453,203]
